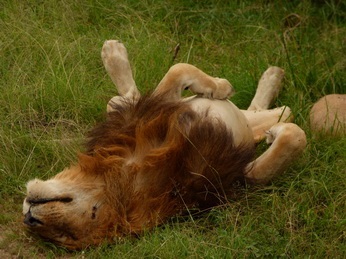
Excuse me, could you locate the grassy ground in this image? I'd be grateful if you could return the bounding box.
[0,0,345,257]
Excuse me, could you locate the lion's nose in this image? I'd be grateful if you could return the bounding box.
[24,211,43,226]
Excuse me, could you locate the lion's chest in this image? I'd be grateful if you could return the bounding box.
[187,97,254,146]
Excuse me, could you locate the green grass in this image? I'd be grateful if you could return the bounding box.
[0,0,345,257]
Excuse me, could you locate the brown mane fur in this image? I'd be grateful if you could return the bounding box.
[77,93,255,237]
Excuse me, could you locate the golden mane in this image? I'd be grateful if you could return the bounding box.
[74,94,255,236]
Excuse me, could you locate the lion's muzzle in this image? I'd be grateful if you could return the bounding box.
[24,209,43,227]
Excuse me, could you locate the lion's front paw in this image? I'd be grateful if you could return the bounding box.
[195,77,234,100]
[101,40,139,98]
[101,40,129,69]
[212,78,235,99]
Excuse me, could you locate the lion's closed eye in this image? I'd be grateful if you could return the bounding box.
[27,197,73,205]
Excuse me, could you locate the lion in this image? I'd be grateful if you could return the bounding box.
[23,40,307,249]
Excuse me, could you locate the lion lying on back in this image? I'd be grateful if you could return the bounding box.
[23,40,306,249]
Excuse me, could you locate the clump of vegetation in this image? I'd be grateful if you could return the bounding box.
[0,0,345,257]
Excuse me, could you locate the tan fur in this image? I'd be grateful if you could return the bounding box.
[23,40,307,249]
[154,63,235,100]
[245,123,307,183]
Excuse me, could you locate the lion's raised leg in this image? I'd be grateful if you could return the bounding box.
[241,66,306,183]
[102,40,140,112]
[248,66,285,111]
[241,67,293,142]
[153,63,235,101]
[245,122,306,184]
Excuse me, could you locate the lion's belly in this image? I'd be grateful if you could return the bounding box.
[186,97,254,146]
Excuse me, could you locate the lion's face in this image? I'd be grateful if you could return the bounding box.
[22,167,112,249]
